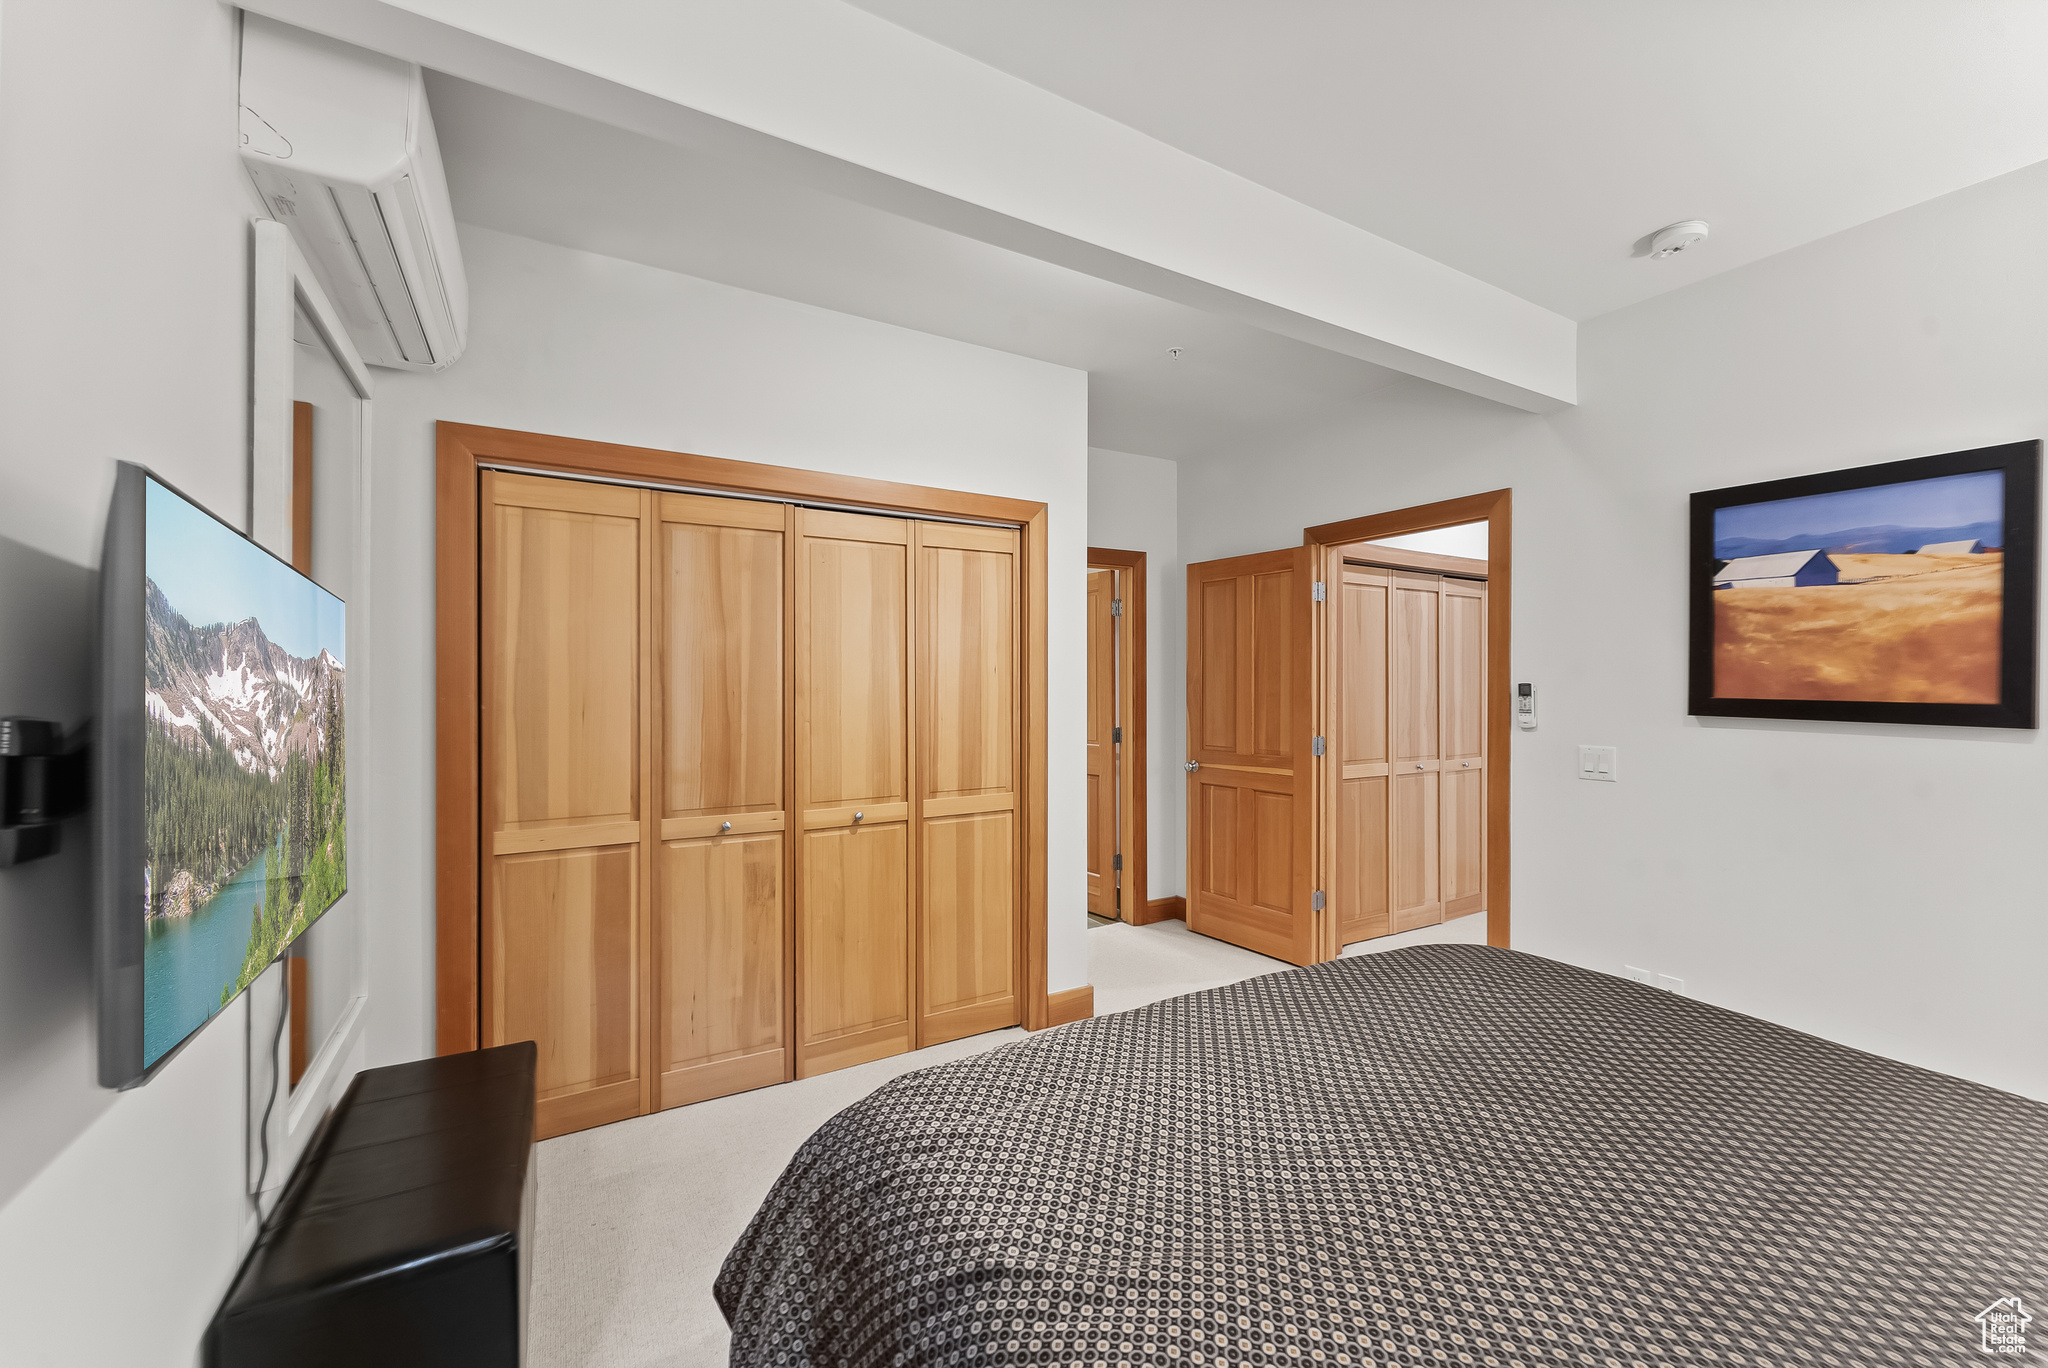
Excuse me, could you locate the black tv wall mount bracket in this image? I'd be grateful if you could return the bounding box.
[0,718,88,867]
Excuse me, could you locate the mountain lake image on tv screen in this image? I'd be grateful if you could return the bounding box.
[139,477,346,1069]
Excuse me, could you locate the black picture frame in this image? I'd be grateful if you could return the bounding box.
[1688,440,2040,729]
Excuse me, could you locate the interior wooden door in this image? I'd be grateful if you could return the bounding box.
[1184,547,1318,965]
[1389,570,1444,932]
[795,509,913,1077]
[917,522,1022,1045]
[1084,568,1119,918]
[1439,577,1487,919]
[1332,563,1392,945]
[479,471,651,1140]
[651,492,791,1109]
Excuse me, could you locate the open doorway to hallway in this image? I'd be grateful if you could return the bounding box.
[1178,490,1511,966]
[1085,547,1147,924]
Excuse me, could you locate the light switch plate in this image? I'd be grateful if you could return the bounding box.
[1624,965,1654,985]
[1656,974,1685,994]
[1577,744,1618,780]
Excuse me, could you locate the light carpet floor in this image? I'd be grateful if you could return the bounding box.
[526,911,1486,1368]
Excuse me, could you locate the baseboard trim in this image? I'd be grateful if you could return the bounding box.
[1137,895,1186,925]
[1044,985,1094,1027]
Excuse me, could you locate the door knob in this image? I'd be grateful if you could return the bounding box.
[719,821,732,833]
[1416,764,1425,770]
[1184,761,1200,773]
[853,811,864,824]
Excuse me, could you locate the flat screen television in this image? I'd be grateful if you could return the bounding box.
[96,463,348,1088]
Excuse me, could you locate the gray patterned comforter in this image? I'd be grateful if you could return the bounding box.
[715,944,2048,1367]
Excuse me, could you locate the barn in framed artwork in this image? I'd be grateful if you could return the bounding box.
[1689,440,2040,728]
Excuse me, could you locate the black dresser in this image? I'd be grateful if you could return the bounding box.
[205,1041,538,1367]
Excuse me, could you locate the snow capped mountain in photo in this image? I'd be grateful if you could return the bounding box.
[144,579,344,778]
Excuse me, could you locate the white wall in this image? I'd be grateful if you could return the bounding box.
[0,1,272,1364]
[1178,158,2048,1100]
[1087,447,1183,903]
[361,225,1092,1064]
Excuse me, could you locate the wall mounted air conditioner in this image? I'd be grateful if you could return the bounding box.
[238,14,468,371]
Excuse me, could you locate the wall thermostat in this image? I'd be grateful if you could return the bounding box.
[1516,682,1538,730]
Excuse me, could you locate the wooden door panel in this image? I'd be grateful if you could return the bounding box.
[661,517,783,818]
[798,823,910,1075]
[650,493,791,1112]
[1441,769,1485,916]
[1251,570,1295,760]
[1441,584,1485,763]
[1085,568,1116,916]
[1196,779,1237,900]
[1185,546,1316,966]
[921,811,1016,1044]
[1085,770,1110,892]
[490,847,640,1137]
[922,537,1016,799]
[655,832,785,1109]
[1331,565,1394,948]
[1391,572,1440,765]
[1390,769,1442,931]
[1251,789,1295,912]
[800,523,908,809]
[480,472,649,1141]
[1341,573,1389,768]
[1440,578,1487,919]
[918,525,1023,1039]
[488,495,641,833]
[798,509,912,1077]
[1197,578,1239,753]
[1336,775,1390,944]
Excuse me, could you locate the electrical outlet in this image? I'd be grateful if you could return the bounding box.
[1624,965,1654,985]
[1577,744,1618,781]
[1656,974,1685,994]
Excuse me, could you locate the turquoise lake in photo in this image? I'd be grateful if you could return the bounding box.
[141,838,277,1068]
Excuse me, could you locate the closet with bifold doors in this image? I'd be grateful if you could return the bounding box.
[1329,558,1486,948]
[479,472,1023,1140]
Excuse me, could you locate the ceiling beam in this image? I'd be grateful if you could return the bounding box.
[240,0,1577,411]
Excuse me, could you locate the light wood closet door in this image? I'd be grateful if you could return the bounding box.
[1184,547,1319,966]
[918,523,1022,1045]
[1334,565,1392,945]
[796,510,913,1077]
[1439,578,1487,919]
[653,493,790,1109]
[1389,570,1444,931]
[480,472,651,1140]
[1084,568,1118,918]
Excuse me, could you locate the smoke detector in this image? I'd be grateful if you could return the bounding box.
[1649,220,1710,258]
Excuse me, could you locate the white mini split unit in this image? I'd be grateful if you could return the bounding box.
[238,15,468,371]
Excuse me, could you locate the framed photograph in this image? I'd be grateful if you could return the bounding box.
[1689,440,2039,728]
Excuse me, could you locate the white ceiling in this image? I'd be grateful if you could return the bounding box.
[844,0,2048,320]
[427,74,1418,462]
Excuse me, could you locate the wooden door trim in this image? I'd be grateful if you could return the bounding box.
[1085,548,1149,925]
[1305,489,1511,951]
[437,422,1053,1053]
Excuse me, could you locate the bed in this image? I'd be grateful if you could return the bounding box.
[715,944,2048,1367]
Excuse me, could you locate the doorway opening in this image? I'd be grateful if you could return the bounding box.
[1176,490,1511,968]
[1085,547,1149,925]
[1323,524,1490,952]
[1307,490,1511,956]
